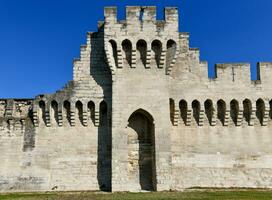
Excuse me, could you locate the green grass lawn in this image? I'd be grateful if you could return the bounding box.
[1,190,272,200]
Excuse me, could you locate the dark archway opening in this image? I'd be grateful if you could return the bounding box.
[204,99,214,125]
[127,109,156,191]
[136,40,147,67]
[122,39,132,66]
[192,100,200,125]
[230,99,239,126]
[256,98,265,125]
[217,99,226,126]
[109,40,118,67]
[63,100,71,126]
[51,100,58,126]
[243,99,252,125]
[151,40,162,67]
[39,100,46,125]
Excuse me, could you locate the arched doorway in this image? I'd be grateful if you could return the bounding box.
[127,109,156,191]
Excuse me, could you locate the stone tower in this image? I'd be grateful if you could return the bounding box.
[104,6,179,191]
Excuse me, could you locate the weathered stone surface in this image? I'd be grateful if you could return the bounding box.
[0,5,272,193]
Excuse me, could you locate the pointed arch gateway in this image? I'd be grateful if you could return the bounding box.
[127,109,156,191]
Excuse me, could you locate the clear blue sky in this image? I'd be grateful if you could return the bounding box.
[0,0,271,98]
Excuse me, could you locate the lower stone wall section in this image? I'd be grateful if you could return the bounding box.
[171,126,272,190]
[0,126,102,192]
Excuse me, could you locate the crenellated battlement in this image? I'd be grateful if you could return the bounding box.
[103,6,180,75]
[211,62,272,86]
[104,6,178,33]
[0,98,110,134]
[214,63,251,84]
[257,62,272,84]
[170,97,272,127]
[0,99,32,135]
[31,97,109,128]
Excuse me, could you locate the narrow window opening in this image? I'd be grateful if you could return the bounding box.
[39,100,46,125]
[243,99,252,125]
[179,100,187,125]
[63,100,71,126]
[51,100,58,125]
[76,101,84,126]
[217,100,226,126]
[192,100,200,125]
[137,40,147,66]
[109,40,118,67]
[230,100,239,126]
[151,40,162,67]
[169,99,175,125]
[122,39,132,66]
[256,99,265,125]
[88,101,95,125]
[204,100,213,125]
[139,8,144,22]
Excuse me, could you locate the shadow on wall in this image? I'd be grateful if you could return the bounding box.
[97,100,112,191]
[89,31,112,192]
[89,31,112,93]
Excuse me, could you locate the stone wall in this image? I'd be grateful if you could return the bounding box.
[1,5,272,193]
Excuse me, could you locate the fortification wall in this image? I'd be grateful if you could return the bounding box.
[0,20,112,192]
[2,5,272,193]
[169,39,272,189]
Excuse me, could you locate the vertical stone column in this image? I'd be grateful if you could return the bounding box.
[32,103,39,127]
[262,101,270,126]
[211,105,217,126]
[186,109,192,126]
[172,101,179,126]
[45,105,51,127]
[249,104,256,126]
[145,44,152,69]
[57,104,63,127]
[94,104,100,127]
[224,104,230,126]
[117,48,123,68]
[236,103,243,126]
[159,48,166,68]
[166,49,179,75]
[198,104,204,126]
[82,103,88,127]
[131,47,137,68]
[70,103,76,127]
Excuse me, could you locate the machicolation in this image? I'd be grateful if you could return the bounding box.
[1,6,272,192]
